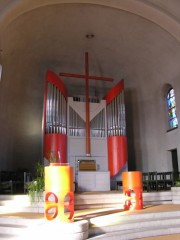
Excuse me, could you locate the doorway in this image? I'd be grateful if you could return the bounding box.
[171,149,179,180]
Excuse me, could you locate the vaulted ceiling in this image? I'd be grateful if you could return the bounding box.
[0,0,179,97]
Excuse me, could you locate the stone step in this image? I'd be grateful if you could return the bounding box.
[0,216,43,240]
[89,215,180,235]
[88,210,180,239]
[0,224,27,235]
[75,191,172,208]
[75,203,124,210]
[88,224,180,239]
[0,216,43,225]
[1,208,180,240]
[0,216,88,240]
[0,191,174,214]
[0,191,179,240]
[89,210,180,226]
[0,194,28,201]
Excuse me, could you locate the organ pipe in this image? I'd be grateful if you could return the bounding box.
[69,106,85,137]
[45,82,67,134]
[106,89,126,136]
[90,109,105,138]
[68,106,106,138]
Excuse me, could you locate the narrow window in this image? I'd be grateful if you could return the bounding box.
[166,88,178,129]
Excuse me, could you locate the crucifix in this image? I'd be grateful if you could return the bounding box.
[59,52,113,156]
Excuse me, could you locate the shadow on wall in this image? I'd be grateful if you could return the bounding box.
[125,88,142,171]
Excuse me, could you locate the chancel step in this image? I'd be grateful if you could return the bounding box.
[0,215,88,240]
[88,206,180,239]
[0,191,173,214]
[74,191,172,210]
[1,204,180,240]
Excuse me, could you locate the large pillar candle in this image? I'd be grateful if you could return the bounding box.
[45,164,74,222]
[122,171,143,210]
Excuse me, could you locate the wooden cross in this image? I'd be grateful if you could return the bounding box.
[59,52,113,156]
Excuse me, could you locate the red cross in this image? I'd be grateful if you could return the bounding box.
[59,52,113,156]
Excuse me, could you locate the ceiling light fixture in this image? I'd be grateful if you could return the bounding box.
[86,34,95,39]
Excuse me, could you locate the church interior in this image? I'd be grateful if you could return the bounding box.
[0,1,180,239]
[0,0,180,177]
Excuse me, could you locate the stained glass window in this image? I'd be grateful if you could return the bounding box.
[166,88,178,129]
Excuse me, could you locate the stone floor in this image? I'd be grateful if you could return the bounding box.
[1,204,180,239]
[138,234,180,240]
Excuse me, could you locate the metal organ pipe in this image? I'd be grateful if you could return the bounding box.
[116,95,119,135]
[90,109,105,138]
[63,96,66,134]
[52,85,55,133]
[62,92,66,134]
[120,92,122,135]
[50,83,53,133]
[59,88,62,134]
[119,93,122,135]
[100,109,103,137]
[110,101,113,136]
[69,107,72,136]
[106,89,126,137]
[114,96,117,136]
[61,90,63,134]
[69,106,86,137]
[107,103,110,136]
[107,102,111,136]
[45,82,66,135]
[110,101,112,136]
[59,90,62,134]
[48,83,51,133]
[46,83,51,134]
[50,83,53,134]
[56,89,59,133]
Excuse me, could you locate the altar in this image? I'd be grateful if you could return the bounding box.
[77,171,110,192]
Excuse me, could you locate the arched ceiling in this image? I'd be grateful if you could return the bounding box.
[0,0,179,40]
[0,0,179,98]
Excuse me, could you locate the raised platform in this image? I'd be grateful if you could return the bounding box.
[88,204,180,239]
[0,190,174,214]
[1,203,180,239]
[0,190,180,239]
[75,190,173,210]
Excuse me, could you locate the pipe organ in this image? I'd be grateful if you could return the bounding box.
[105,80,128,182]
[43,70,67,163]
[43,69,127,191]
